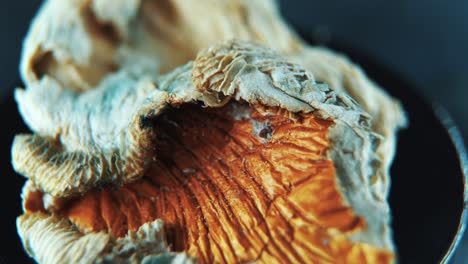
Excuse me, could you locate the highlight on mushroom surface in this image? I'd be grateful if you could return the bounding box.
[12,0,406,263]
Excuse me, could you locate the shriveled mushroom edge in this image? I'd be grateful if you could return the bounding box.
[15,41,394,262]
[17,212,194,264]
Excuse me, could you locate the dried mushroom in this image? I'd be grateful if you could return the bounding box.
[22,0,406,198]
[13,0,406,264]
[13,73,164,197]
[17,213,193,263]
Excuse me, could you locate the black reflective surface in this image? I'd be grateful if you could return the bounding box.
[0,92,31,264]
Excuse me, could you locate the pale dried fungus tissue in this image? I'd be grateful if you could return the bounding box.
[12,0,407,263]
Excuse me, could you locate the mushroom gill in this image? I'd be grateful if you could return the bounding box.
[15,41,396,263]
[23,102,393,263]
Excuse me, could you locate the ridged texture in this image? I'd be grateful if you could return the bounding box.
[190,42,390,215]
[20,0,405,202]
[12,74,168,197]
[17,213,111,264]
[15,41,395,263]
[289,47,407,198]
[17,213,193,264]
[14,41,381,199]
[21,103,394,263]
[192,41,374,128]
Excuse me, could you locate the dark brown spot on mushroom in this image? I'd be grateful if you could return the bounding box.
[258,123,273,139]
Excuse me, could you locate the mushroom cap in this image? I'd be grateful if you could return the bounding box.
[17,41,394,263]
[13,0,406,263]
[20,0,406,198]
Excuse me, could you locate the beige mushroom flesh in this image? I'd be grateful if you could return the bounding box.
[12,1,406,263]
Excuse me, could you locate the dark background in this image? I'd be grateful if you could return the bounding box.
[0,0,467,263]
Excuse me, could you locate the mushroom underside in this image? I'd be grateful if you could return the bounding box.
[22,101,394,264]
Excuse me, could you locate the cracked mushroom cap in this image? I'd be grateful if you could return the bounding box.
[15,41,395,263]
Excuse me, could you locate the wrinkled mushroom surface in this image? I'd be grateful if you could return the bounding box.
[18,212,193,264]
[13,0,407,263]
[23,102,393,263]
[21,0,406,199]
[17,41,395,263]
